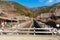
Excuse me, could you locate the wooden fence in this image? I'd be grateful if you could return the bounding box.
[0,28,57,35]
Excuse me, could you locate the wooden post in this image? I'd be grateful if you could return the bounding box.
[11,18,12,27]
[34,27,35,35]
[52,28,54,36]
[17,20,19,35]
[4,19,6,28]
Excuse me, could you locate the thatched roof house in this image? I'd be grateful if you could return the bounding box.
[0,15,30,22]
[40,13,51,19]
[54,8,60,16]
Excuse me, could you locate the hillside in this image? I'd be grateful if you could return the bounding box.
[0,1,33,17]
[31,2,60,14]
[0,1,60,18]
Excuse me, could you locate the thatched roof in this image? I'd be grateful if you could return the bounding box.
[0,14,30,21]
[0,16,18,21]
[40,13,51,19]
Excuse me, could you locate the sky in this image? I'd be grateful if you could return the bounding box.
[2,0,60,8]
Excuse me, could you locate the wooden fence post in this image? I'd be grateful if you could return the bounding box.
[34,27,35,35]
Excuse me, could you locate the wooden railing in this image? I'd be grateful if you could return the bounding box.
[0,28,57,35]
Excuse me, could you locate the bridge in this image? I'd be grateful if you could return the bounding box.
[0,19,59,35]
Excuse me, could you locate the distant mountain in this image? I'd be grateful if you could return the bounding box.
[0,1,60,18]
[31,2,60,14]
[31,6,49,13]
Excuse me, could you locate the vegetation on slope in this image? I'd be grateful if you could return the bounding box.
[31,2,60,14]
[0,1,35,17]
[0,1,60,18]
